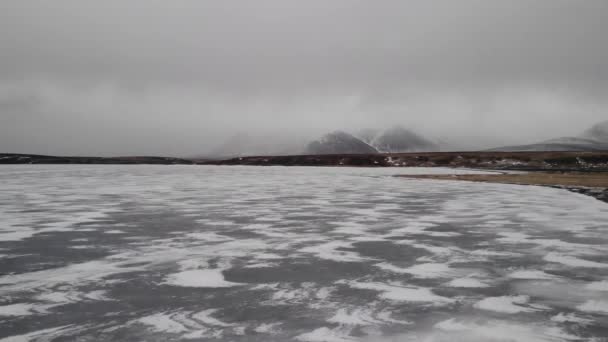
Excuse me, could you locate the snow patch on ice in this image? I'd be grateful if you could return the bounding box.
[254,322,281,334]
[543,253,608,268]
[585,280,608,291]
[164,269,242,288]
[342,281,454,304]
[185,232,233,242]
[299,241,371,263]
[474,295,538,314]
[577,300,608,314]
[104,229,126,234]
[431,318,581,342]
[0,303,52,317]
[375,262,456,279]
[137,312,189,333]
[0,325,83,342]
[35,290,111,304]
[191,309,235,327]
[550,312,593,325]
[508,270,556,280]
[296,327,355,342]
[328,308,382,326]
[445,278,489,288]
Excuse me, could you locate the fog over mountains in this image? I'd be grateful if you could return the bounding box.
[490,120,608,152]
[584,121,608,142]
[206,121,608,157]
[1,1,608,156]
[209,126,441,157]
[209,132,307,158]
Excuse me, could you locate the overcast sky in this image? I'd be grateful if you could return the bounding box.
[1,0,607,155]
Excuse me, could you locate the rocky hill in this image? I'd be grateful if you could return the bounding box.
[306,131,378,154]
[370,126,439,153]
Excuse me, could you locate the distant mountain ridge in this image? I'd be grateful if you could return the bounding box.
[209,121,608,156]
[490,121,608,152]
[368,126,439,153]
[306,131,378,155]
[306,126,438,155]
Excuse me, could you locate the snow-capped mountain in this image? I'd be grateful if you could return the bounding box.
[368,126,439,153]
[306,127,438,155]
[306,131,379,155]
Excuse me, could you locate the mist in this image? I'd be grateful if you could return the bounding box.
[1,0,607,156]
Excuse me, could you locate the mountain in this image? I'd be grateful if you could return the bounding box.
[490,121,608,152]
[306,131,378,154]
[306,127,438,155]
[370,126,439,153]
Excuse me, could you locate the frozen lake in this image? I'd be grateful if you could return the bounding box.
[1,165,607,341]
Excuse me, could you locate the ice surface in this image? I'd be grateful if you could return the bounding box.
[343,281,455,304]
[0,165,607,341]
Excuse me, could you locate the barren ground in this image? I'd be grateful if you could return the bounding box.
[398,172,608,188]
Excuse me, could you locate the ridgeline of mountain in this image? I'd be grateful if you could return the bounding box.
[356,128,381,145]
[370,126,439,153]
[306,131,378,155]
[306,127,438,155]
[490,121,608,152]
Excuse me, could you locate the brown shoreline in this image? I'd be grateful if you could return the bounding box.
[397,172,608,203]
[397,172,608,188]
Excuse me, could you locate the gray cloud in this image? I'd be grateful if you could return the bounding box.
[1,0,607,155]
